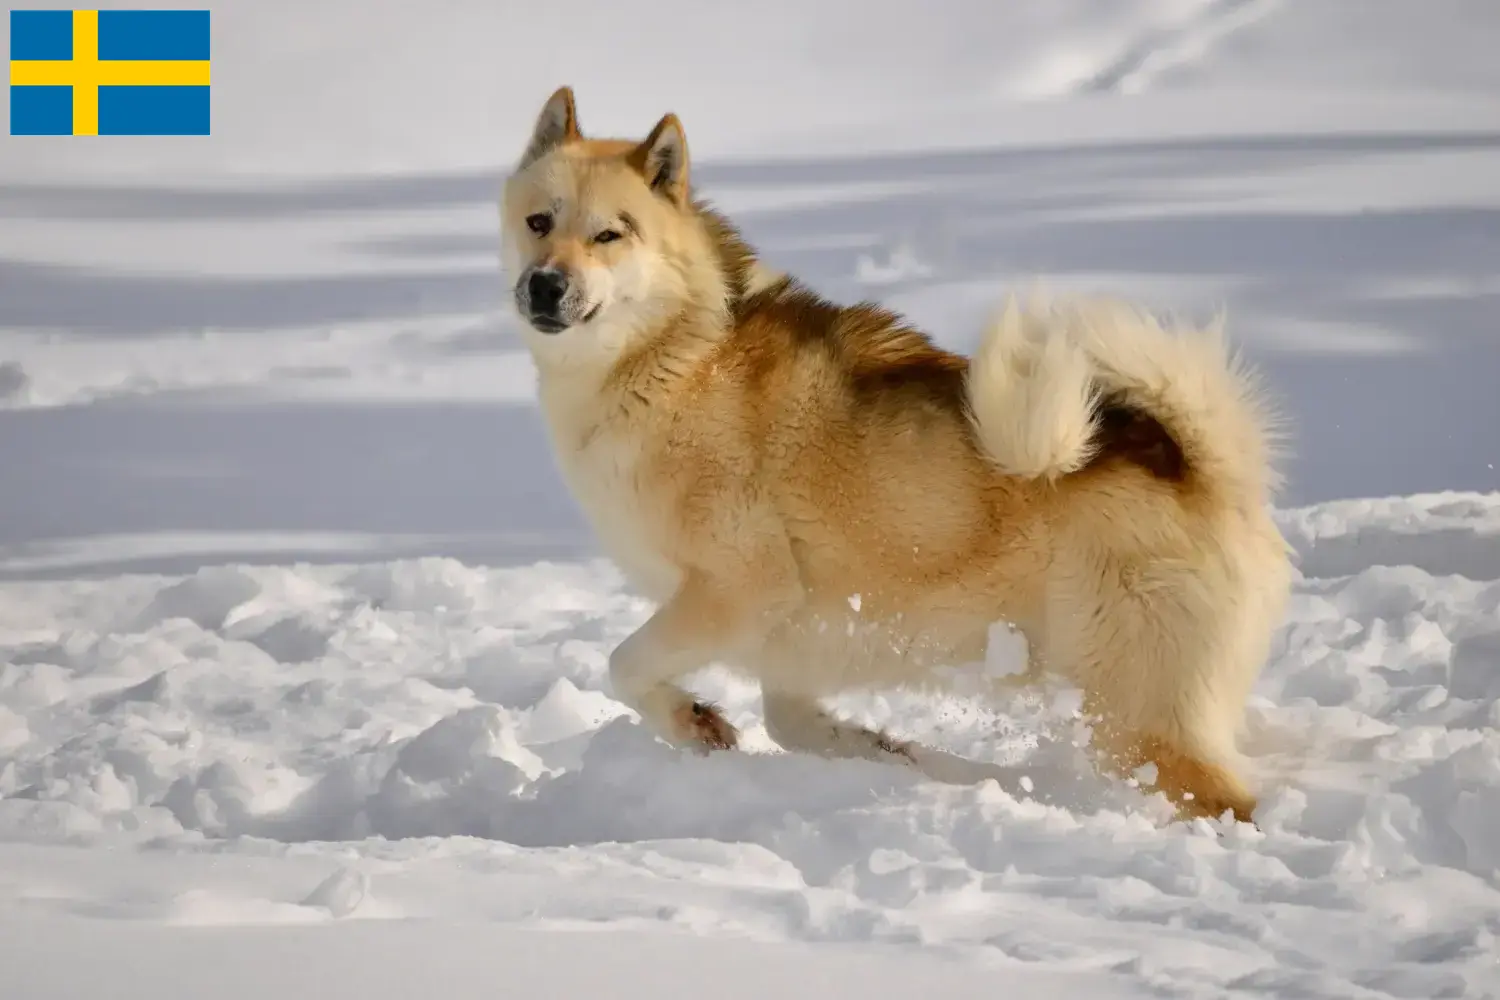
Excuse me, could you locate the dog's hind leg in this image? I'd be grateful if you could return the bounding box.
[761,691,919,766]
[1093,727,1258,824]
[1044,537,1285,825]
[1068,621,1262,825]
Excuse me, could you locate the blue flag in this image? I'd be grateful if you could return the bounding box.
[10,9,211,135]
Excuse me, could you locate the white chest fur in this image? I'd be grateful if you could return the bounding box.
[538,381,683,602]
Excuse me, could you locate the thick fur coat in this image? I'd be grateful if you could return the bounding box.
[499,87,1292,824]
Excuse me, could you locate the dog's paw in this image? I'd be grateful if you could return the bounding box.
[1179,789,1259,829]
[672,700,739,753]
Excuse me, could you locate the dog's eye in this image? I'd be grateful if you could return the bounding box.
[525,213,552,236]
[594,229,623,244]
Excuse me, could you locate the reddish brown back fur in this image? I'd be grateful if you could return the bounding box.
[734,278,970,415]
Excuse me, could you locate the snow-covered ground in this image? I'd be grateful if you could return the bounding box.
[3,1,1500,996]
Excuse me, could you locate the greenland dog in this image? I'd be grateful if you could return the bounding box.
[499,86,1292,824]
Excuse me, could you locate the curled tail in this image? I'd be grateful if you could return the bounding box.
[964,297,1100,480]
[965,295,1284,505]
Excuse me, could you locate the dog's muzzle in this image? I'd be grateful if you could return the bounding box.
[517,267,572,334]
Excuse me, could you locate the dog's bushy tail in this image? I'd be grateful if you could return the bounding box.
[965,294,1284,505]
[965,297,1100,480]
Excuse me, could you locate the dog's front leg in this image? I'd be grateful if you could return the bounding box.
[762,692,919,765]
[609,567,793,753]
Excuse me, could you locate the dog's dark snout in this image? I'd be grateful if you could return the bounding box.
[528,269,568,314]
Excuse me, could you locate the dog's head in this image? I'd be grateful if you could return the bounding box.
[501,86,710,367]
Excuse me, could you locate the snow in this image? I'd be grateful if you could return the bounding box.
[3,0,1500,996]
[4,533,1500,996]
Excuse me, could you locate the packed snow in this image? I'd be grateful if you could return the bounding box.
[3,1,1500,997]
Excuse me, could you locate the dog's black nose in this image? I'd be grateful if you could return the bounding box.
[528,269,568,315]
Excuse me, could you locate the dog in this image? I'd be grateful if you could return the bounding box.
[498,86,1292,824]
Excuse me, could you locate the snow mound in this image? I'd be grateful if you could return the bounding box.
[1279,492,1500,581]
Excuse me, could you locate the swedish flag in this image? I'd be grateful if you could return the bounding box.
[9,9,210,135]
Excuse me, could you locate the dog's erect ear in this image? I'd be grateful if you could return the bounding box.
[519,86,581,169]
[628,113,689,206]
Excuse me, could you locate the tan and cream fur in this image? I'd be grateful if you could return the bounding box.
[499,86,1292,825]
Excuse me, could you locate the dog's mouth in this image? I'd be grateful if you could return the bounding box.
[527,304,600,336]
[529,315,569,335]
